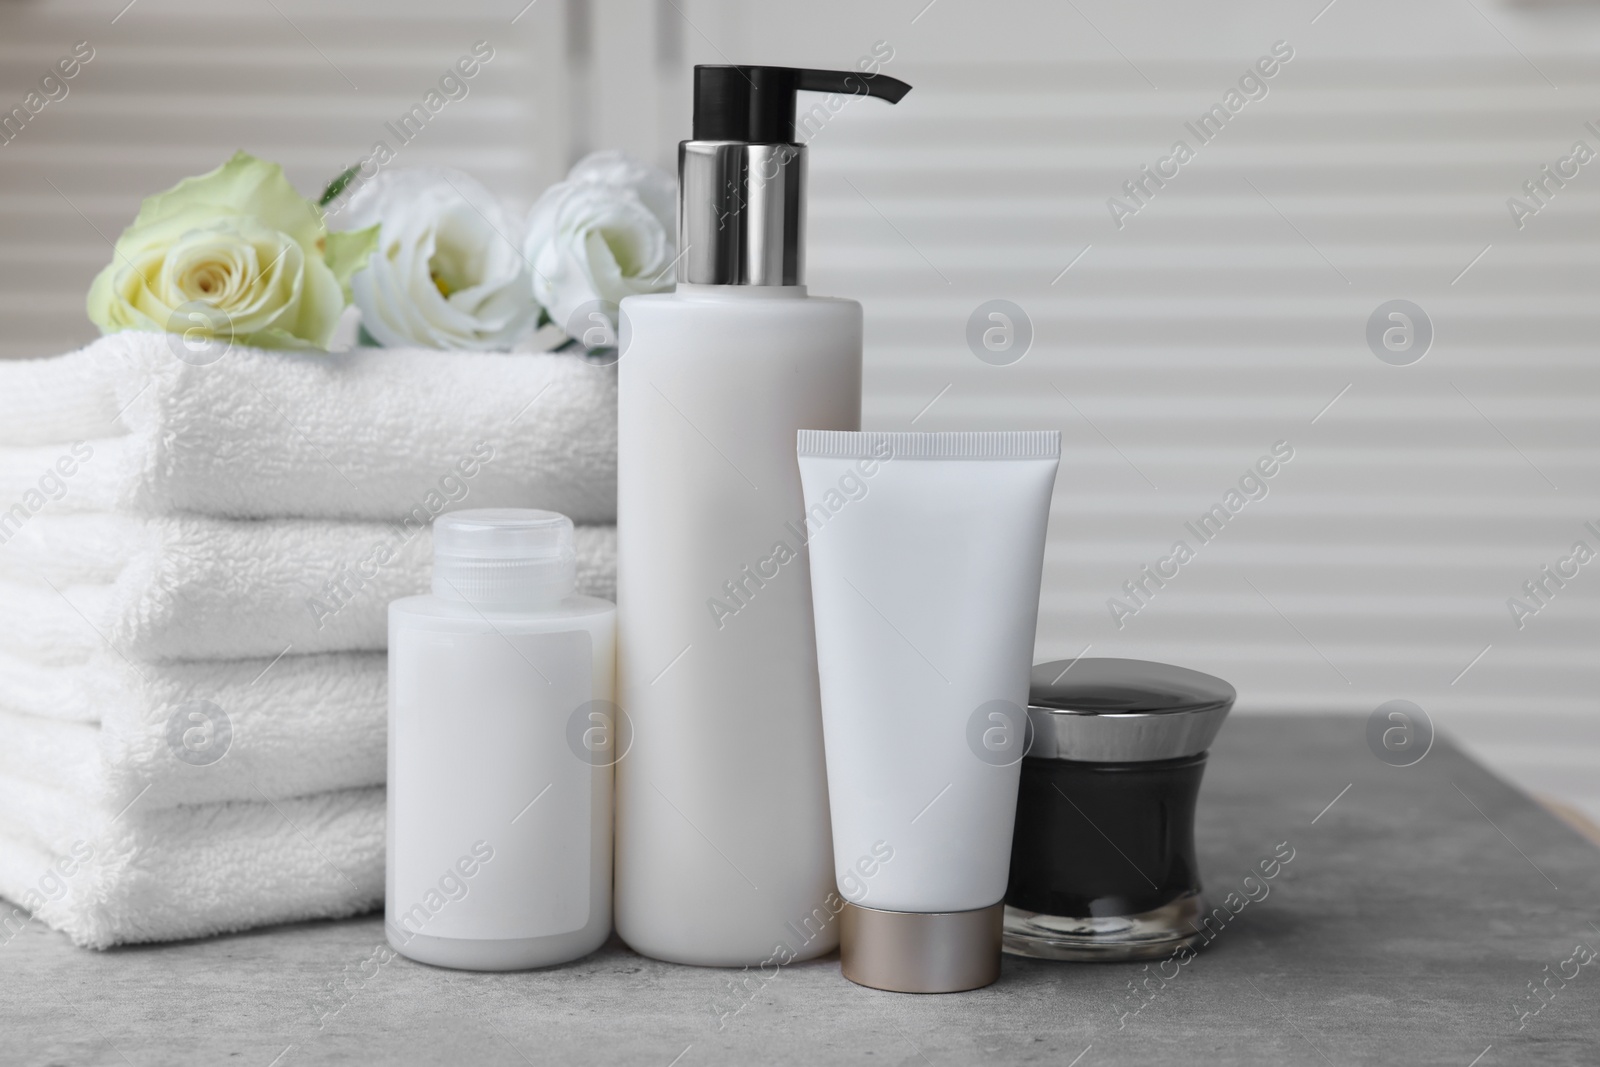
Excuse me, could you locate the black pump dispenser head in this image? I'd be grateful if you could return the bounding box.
[679,64,911,286]
[692,65,912,143]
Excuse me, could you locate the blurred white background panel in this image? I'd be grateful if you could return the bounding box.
[1,0,1597,820]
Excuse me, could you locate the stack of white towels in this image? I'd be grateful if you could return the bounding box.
[0,332,616,948]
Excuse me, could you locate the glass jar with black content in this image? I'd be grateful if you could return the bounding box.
[1003,658,1234,961]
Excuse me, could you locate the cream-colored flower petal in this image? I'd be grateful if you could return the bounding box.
[289,256,346,350]
[224,239,303,335]
[133,151,323,249]
[161,230,258,310]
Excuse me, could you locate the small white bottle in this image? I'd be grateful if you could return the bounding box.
[616,65,912,965]
[387,509,615,970]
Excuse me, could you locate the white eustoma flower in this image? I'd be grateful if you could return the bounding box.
[523,151,676,341]
[338,168,537,350]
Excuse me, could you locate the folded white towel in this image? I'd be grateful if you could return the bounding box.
[0,513,616,662]
[0,332,616,522]
[0,649,384,810]
[0,780,382,949]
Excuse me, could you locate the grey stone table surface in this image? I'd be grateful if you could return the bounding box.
[5,715,1599,1066]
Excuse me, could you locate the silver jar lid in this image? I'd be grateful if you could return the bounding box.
[1025,658,1234,763]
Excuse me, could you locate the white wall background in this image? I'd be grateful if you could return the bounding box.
[1,0,1597,821]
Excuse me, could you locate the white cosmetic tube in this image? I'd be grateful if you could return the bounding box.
[796,430,1060,993]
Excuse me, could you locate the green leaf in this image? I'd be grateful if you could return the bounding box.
[319,165,361,209]
[323,224,380,300]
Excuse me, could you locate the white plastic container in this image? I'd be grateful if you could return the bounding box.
[797,430,1061,993]
[614,63,910,967]
[387,509,615,970]
[615,286,858,965]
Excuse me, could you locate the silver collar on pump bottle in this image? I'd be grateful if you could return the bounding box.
[678,66,911,286]
[680,142,806,286]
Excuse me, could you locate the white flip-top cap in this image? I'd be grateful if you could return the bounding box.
[431,509,575,607]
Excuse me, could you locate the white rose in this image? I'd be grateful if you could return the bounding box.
[337,168,537,350]
[524,150,676,342]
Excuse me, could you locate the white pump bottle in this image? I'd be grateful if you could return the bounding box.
[615,65,911,965]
